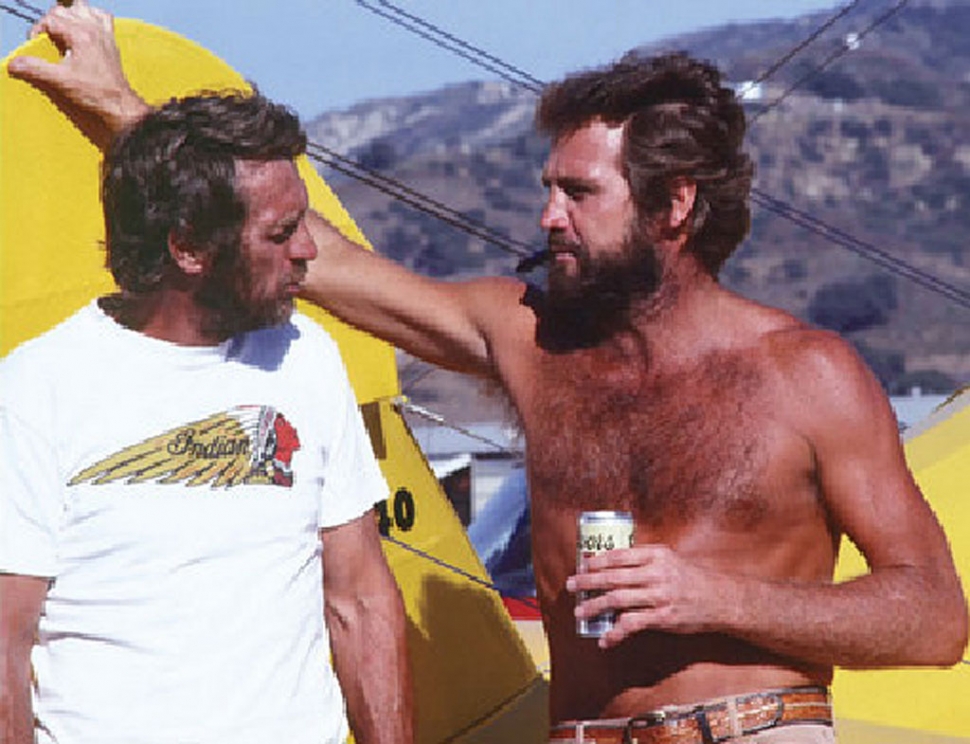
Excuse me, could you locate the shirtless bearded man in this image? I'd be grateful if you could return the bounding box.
[9,5,967,743]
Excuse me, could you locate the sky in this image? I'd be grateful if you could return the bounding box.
[2,1,844,119]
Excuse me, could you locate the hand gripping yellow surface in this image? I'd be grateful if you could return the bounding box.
[1,21,547,743]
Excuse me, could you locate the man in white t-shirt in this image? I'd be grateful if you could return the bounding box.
[0,87,413,744]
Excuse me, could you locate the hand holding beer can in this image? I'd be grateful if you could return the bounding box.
[576,510,634,638]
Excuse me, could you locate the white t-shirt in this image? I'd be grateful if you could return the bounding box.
[0,302,389,744]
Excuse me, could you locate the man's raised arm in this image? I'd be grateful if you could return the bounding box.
[7,0,149,146]
[303,212,522,376]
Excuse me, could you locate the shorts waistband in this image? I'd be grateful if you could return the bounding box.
[549,685,833,744]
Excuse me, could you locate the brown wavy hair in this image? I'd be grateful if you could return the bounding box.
[536,52,753,276]
[101,91,306,296]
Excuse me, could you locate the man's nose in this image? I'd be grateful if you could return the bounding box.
[289,223,318,262]
[540,192,568,232]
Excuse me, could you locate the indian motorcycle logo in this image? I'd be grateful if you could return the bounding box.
[68,406,301,488]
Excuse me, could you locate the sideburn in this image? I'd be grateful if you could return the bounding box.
[194,240,260,339]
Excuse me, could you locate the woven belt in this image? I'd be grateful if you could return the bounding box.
[549,686,832,744]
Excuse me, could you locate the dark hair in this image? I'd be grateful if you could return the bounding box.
[101,91,306,294]
[536,52,753,276]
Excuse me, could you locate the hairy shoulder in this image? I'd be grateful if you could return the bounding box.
[761,323,896,438]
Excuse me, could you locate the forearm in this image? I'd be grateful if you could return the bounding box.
[327,584,413,744]
[722,564,968,668]
[0,662,35,744]
[1,585,45,744]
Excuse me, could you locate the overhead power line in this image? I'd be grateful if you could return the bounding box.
[307,142,536,260]
[2,1,39,23]
[356,0,544,93]
[751,0,911,122]
[751,188,970,310]
[748,0,865,89]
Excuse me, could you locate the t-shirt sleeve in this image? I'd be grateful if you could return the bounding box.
[317,373,389,530]
[0,405,61,577]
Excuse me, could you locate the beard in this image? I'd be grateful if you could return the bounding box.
[537,229,665,350]
[195,244,293,339]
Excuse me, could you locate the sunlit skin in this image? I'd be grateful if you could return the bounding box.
[140,158,316,346]
[540,121,637,292]
[305,116,967,722]
[231,159,317,328]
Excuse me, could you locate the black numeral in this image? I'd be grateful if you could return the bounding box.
[375,487,417,536]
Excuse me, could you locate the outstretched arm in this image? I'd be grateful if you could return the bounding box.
[305,212,523,376]
[322,511,413,744]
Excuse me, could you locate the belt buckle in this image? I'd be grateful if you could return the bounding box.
[623,710,667,744]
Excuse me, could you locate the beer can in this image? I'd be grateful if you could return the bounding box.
[576,510,634,638]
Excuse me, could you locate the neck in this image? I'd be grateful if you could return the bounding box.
[601,253,729,366]
[100,288,227,347]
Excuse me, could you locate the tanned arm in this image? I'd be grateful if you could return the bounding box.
[0,575,48,744]
[304,212,523,376]
[743,330,968,667]
[322,511,413,744]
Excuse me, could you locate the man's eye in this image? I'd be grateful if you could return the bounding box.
[271,225,297,244]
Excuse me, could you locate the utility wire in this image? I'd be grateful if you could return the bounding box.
[356,0,970,314]
[748,0,865,89]
[356,0,544,93]
[751,188,970,310]
[13,0,42,16]
[2,2,39,23]
[750,0,911,122]
[306,142,536,260]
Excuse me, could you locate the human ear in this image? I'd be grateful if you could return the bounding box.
[167,231,208,276]
[668,177,697,231]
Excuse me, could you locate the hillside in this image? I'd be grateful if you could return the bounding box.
[306,0,970,422]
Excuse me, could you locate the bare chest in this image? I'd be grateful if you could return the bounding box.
[518,346,814,532]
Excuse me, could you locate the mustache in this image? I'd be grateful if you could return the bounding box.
[516,236,586,274]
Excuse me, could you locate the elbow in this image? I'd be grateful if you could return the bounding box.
[919,585,969,667]
[939,602,969,667]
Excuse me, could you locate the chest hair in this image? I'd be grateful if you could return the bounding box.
[527,344,771,531]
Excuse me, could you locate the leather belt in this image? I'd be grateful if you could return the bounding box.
[549,686,832,744]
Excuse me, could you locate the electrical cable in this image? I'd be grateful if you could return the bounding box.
[747,0,865,88]
[750,0,911,122]
[2,2,39,23]
[306,141,537,260]
[751,188,970,309]
[356,0,969,314]
[356,0,544,93]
